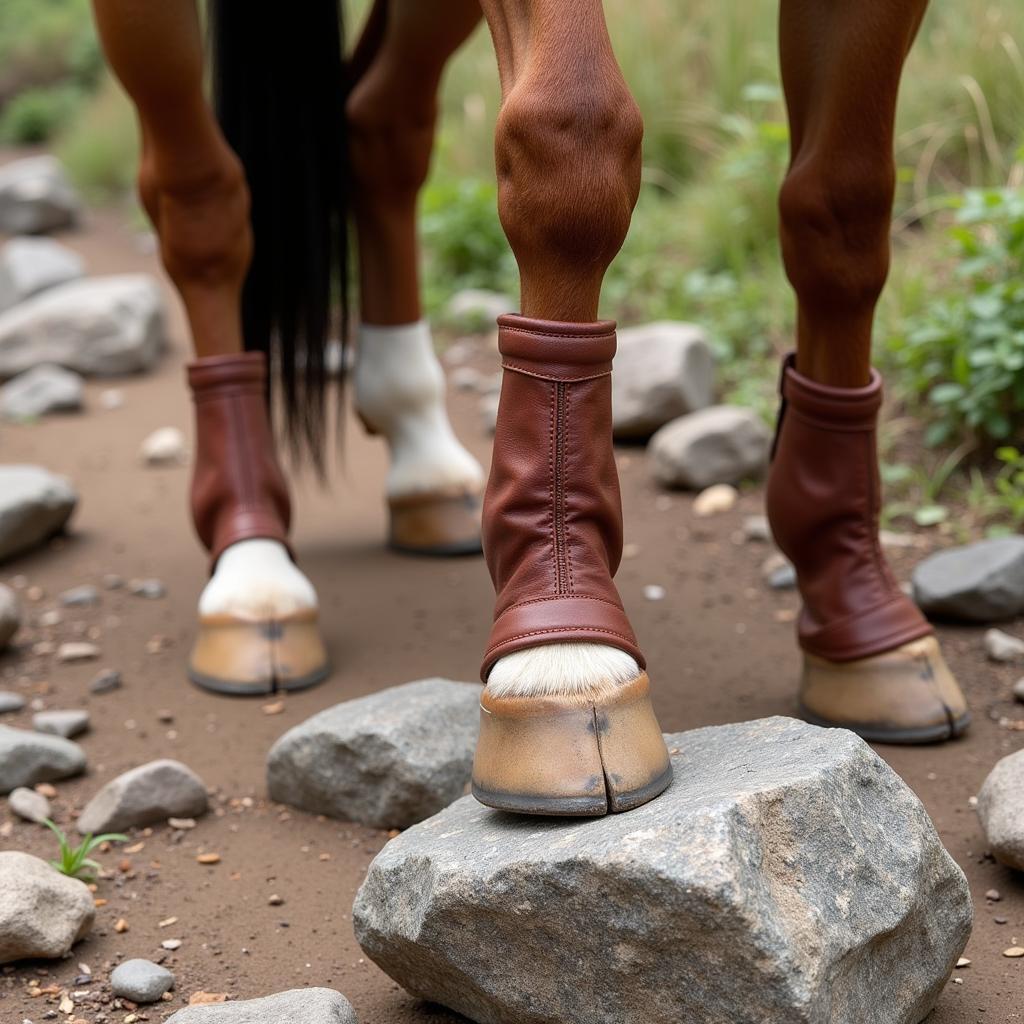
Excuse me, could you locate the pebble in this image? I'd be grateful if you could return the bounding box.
[0,691,26,714]
[1003,947,1024,958]
[1013,678,1024,703]
[0,584,20,649]
[985,888,1001,901]
[161,938,182,951]
[33,709,90,739]
[110,959,175,1004]
[0,725,86,793]
[8,786,51,823]
[0,364,83,420]
[37,609,62,628]
[141,427,186,466]
[59,585,99,608]
[129,578,165,599]
[743,515,772,542]
[56,642,100,663]
[99,388,124,410]
[768,562,797,590]
[984,628,1024,663]
[643,584,666,602]
[692,483,739,517]
[268,894,284,906]
[89,669,122,694]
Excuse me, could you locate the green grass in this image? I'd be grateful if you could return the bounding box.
[43,818,127,883]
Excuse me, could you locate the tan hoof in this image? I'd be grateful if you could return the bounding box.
[188,609,330,696]
[799,635,970,744]
[471,672,672,816]
[387,490,482,557]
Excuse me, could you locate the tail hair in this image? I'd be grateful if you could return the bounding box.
[209,0,349,471]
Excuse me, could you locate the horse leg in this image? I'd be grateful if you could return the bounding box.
[766,0,969,741]
[91,0,327,693]
[470,0,671,815]
[348,0,488,556]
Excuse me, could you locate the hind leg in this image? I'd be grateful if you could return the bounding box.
[91,0,327,693]
[767,0,968,741]
[348,0,487,556]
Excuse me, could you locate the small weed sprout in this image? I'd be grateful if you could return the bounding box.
[43,818,128,882]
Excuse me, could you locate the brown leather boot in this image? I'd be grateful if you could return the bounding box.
[766,354,969,742]
[186,351,328,695]
[471,315,672,815]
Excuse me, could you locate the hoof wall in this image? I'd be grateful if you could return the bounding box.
[388,491,482,557]
[471,672,672,817]
[188,610,330,696]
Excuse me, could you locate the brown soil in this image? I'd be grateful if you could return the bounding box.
[1,205,1022,1024]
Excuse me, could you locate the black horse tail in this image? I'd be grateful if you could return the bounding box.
[209,0,349,471]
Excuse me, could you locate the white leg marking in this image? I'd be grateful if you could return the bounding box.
[198,539,318,619]
[354,321,485,498]
[487,642,641,700]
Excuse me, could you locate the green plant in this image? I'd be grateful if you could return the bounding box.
[887,187,1024,446]
[43,818,127,882]
[0,84,81,143]
[973,446,1024,532]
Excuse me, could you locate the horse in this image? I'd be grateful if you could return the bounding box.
[87,0,969,818]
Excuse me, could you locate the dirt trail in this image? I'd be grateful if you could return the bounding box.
[1,206,1021,1023]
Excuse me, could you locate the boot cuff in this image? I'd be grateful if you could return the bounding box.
[188,351,267,394]
[497,315,616,381]
[781,353,882,426]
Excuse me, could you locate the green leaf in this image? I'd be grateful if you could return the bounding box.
[914,504,949,527]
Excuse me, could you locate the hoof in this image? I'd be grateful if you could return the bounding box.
[798,635,970,744]
[471,672,672,816]
[388,490,483,557]
[188,609,330,696]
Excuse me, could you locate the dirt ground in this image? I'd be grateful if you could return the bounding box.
[1,204,1022,1024]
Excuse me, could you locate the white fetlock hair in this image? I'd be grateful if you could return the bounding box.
[198,538,318,619]
[486,642,641,702]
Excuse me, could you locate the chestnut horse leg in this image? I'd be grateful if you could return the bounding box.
[767,0,969,741]
[348,0,488,556]
[90,0,327,693]
[470,0,672,815]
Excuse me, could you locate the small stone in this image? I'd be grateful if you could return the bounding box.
[0,364,83,421]
[984,628,1024,663]
[1003,947,1024,958]
[35,781,57,798]
[977,749,1024,871]
[197,853,221,865]
[33,709,90,739]
[110,959,175,1004]
[37,608,62,628]
[114,917,129,932]
[268,678,481,829]
[649,405,771,490]
[643,584,666,602]
[912,537,1024,623]
[0,852,93,964]
[141,427,186,466]
[1013,678,1024,703]
[0,724,86,794]
[129,579,165,599]
[0,466,77,562]
[56,642,100,663]
[478,391,499,435]
[985,888,1002,902]
[166,988,357,1023]
[0,691,25,714]
[161,938,182,951]
[59,585,99,607]
[743,515,772,543]
[268,894,284,906]
[0,156,80,234]
[994,915,1008,924]
[767,561,797,591]
[956,957,971,968]
[692,483,739,518]
[0,585,20,649]
[76,759,208,834]
[168,817,196,830]
[8,786,50,823]
[89,669,122,694]
[99,388,124,410]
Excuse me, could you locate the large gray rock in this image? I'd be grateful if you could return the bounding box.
[0,363,84,420]
[0,465,77,562]
[977,749,1024,871]
[913,537,1024,623]
[33,708,90,739]
[354,717,971,1024]
[649,405,771,490]
[0,851,94,963]
[0,584,19,648]
[110,958,176,1003]
[0,236,84,312]
[0,157,80,235]
[76,758,208,834]
[166,988,358,1023]
[268,678,481,829]
[612,321,714,438]
[0,274,166,378]
[0,725,86,794]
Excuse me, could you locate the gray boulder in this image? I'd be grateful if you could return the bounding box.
[649,405,771,490]
[0,465,77,563]
[0,157,80,235]
[354,717,971,1024]
[913,537,1024,623]
[0,236,84,311]
[8,786,51,823]
[0,364,84,420]
[0,691,25,713]
[0,584,19,648]
[166,988,357,1024]
[612,321,714,438]
[33,709,90,739]
[0,274,166,378]
[977,749,1024,871]
[110,958,176,1003]
[0,851,94,963]
[76,758,208,834]
[0,725,85,794]
[268,678,481,829]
